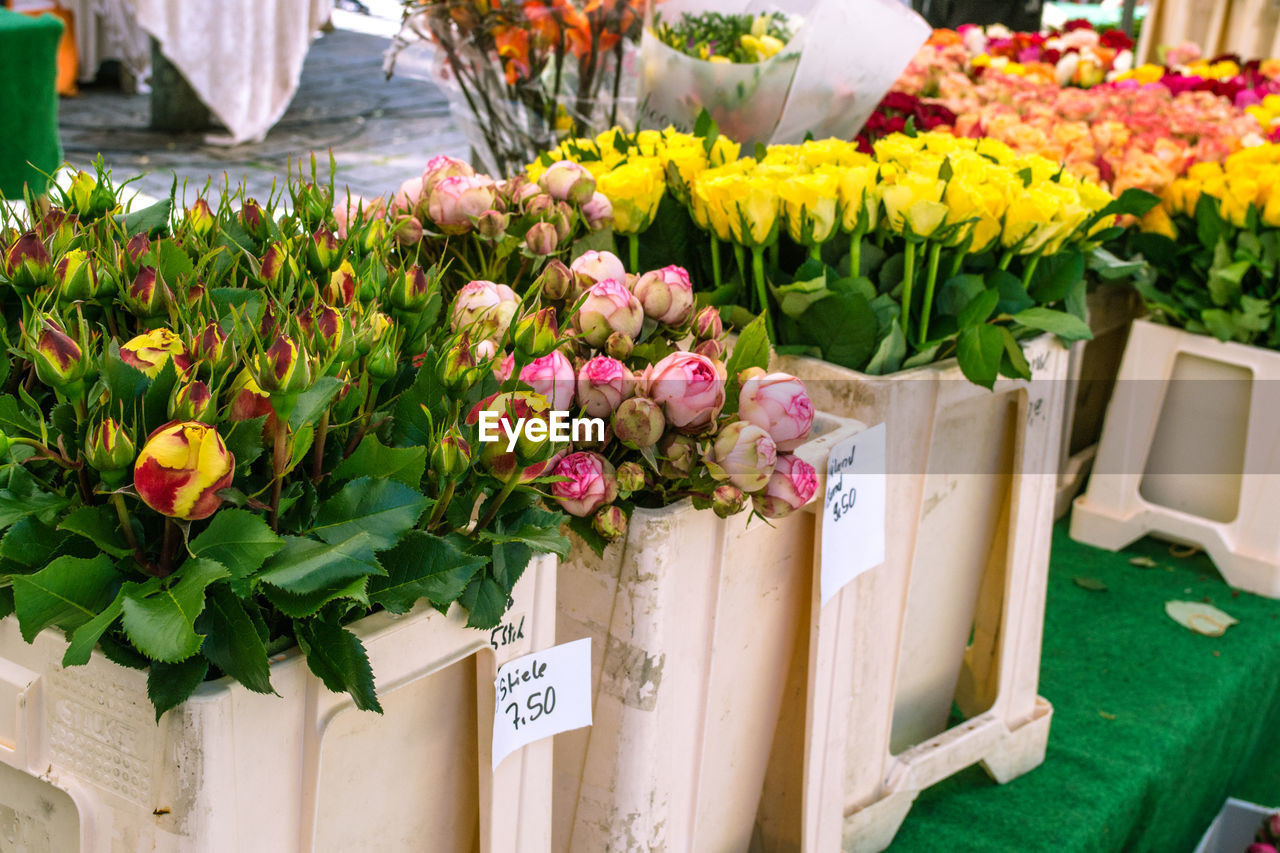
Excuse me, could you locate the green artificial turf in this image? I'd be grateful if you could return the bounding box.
[0,9,62,199]
[888,524,1280,852]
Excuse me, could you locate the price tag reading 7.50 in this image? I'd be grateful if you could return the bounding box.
[491,638,592,770]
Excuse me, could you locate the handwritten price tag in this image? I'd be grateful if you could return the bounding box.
[492,638,592,770]
[820,422,887,605]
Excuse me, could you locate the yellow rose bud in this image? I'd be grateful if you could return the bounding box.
[779,171,840,246]
[133,421,235,521]
[597,159,666,236]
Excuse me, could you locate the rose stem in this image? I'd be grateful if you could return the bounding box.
[919,241,943,344]
[900,241,916,338]
[311,409,330,485]
[751,247,775,340]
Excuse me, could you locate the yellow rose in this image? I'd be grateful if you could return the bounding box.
[133,421,235,521]
[1219,175,1259,227]
[1002,188,1066,253]
[944,176,1009,251]
[692,175,735,241]
[707,135,742,167]
[1141,205,1178,240]
[881,173,947,238]
[120,329,191,378]
[597,159,666,235]
[799,138,866,169]
[713,174,781,247]
[779,171,840,246]
[835,164,880,232]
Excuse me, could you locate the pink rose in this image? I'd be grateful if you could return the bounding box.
[753,453,818,519]
[520,350,576,411]
[645,351,726,434]
[422,154,475,193]
[428,175,497,235]
[576,356,635,417]
[571,250,627,286]
[739,371,815,451]
[705,421,777,493]
[632,265,695,327]
[551,451,618,517]
[451,280,518,342]
[334,195,386,239]
[573,280,644,347]
[392,177,427,217]
[582,192,614,231]
[537,160,597,205]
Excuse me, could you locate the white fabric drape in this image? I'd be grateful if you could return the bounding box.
[126,0,335,144]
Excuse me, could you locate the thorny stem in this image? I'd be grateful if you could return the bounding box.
[426,480,456,530]
[919,241,943,344]
[475,474,520,533]
[900,241,917,338]
[268,415,290,531]
[629,234,640,274]
[752,248,775,341]
[710,235,723,290]
[157,518,181,577]
[311,409,330,485]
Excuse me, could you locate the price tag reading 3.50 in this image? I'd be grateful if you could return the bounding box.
[820,423,887,605]
[491,637,592,770]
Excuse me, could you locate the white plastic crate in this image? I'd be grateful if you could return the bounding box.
[0,555,557,853]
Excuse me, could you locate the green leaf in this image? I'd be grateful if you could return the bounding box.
[391,366,448,448]
[991,270,1035,316]
[147,656,209,721]
[310,478,428,551]
[1028,252,1085,304]
[142,357,179,435]
[289,377,344,432]
[189,509,284,580]
[1201,309,1236,341]
[120,558,230,663]
[796,292,878,371]
[957,288,1000,329]
[12,554,119,642]
[1207,260,1251,307]
[103,340,151,401]
[865,323,907,375]
[0,488,70,532]
[725,313,771,381]
[223,416,267,470]
[196,585,274,695]
[58,505,133,558]
[369,531,487,613]
[1011,307,1093,342]
[491,541,532,592]
[0,395,42,438]
[62,581,157,667]
[331,437,427,489]
[1093,187,1160,220]
[1,518,72,573]
[156,238,195,287]
[256,532,384,595]
[936,274,987,316]
[1073,576,1108,592]
[1195,195,1226,250]
[262,576,369,618]
[479,506,571,558]
[956,324,1005,389]
[463,576,509,630]
[295,617,382,713]
[999,327,1032,380]
[114,198,172,237]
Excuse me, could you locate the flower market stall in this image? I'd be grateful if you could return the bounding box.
[4,2,1280,851]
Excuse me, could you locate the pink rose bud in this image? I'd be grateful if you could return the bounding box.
[227,371,274,423]
[392,176,428,217]
[693,305,724,341]
[511,178,541,206]
[387,264,433,313]
[192,321,232,374]
[513,306,560,360]
[392,215,424,247]
[694,339,725,360]
[1267,813,1280,843]
[524,221,560,256]
[477,209,509,241]
[422,154,475,193]
[739,372,815,451]
[535,259,573,300]
[593,504,628,540]
[577,356,635,417]
[659,433,697,479]
[53,248,98,301]
[612,396,666,449]
[582,192,614,231]
[495,352,515,384]
[538,160,597,205]
[441,334,479,392]
[302,304,346,357]
[705,421,778,492]
[753,453,818,519]
[615,461,646,494]
[525,193,554,218]
[551,451,618,517]
[85,417,135,486]
[711,484,747,519]
[573,280,644,347]
[259,243,298,289]
[519,350,576,411]
[606,331,635,360]
[550,201,574,242]
[451,279,519,342]
[432,429,471,480]
[1247,846,1278,853]
[632,265,696,327]
[474,338,499,362]
[571,250,627,287]
[428,175,497,235]
[334,195,386,240]
[645,351,727,434]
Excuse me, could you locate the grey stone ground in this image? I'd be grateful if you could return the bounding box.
[58,13,468,206]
